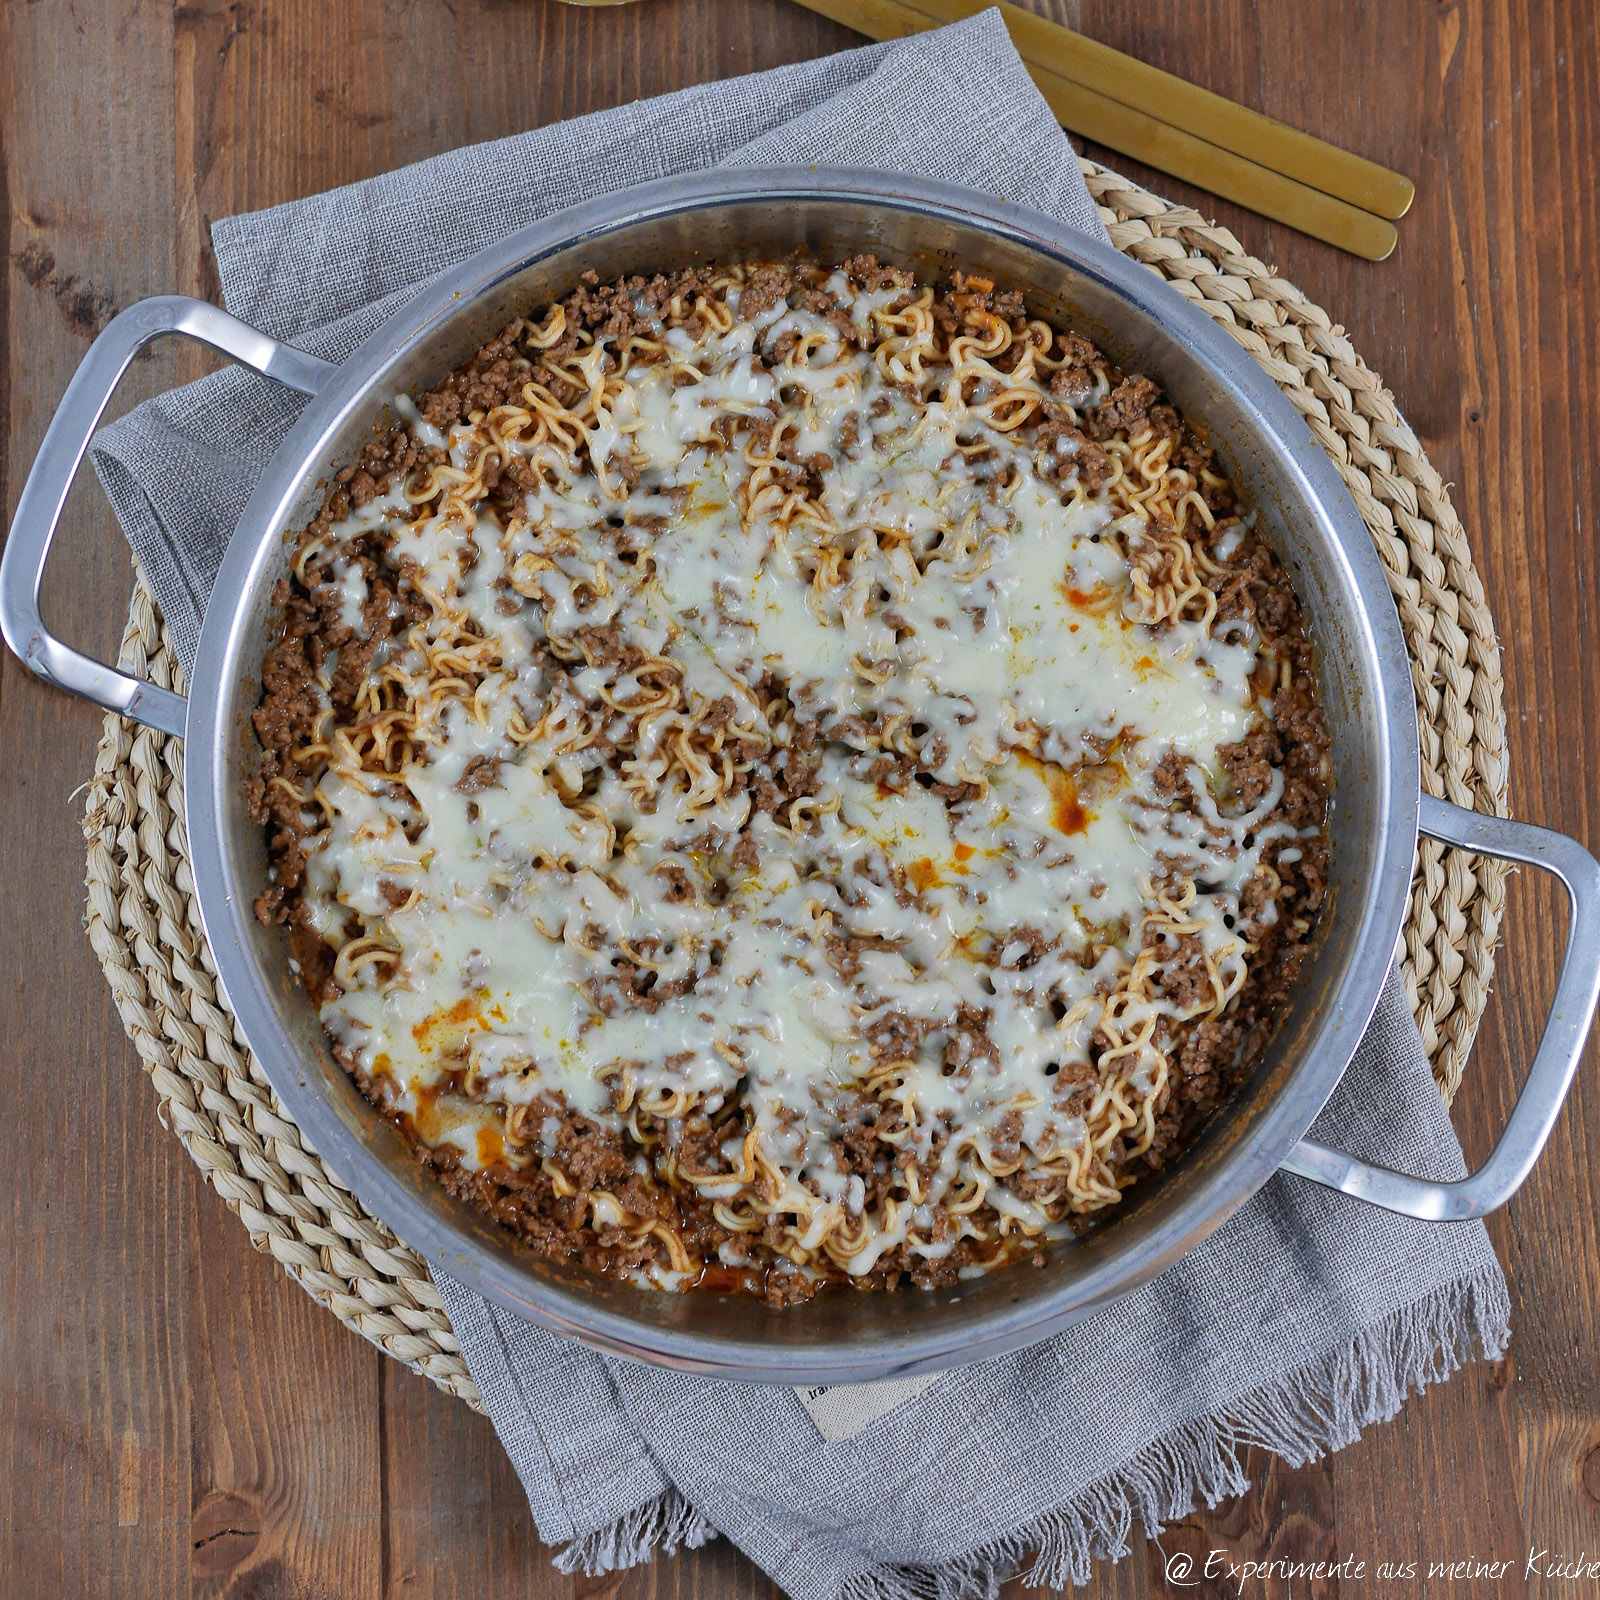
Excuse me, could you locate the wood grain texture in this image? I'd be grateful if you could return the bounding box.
[2,1,1597,1596]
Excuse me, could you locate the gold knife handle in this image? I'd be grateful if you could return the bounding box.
[790,0,1402,260]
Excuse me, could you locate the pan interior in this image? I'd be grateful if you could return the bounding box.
[199,180,1412,1379]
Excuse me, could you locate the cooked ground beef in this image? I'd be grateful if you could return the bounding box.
[249,259,1332,1302]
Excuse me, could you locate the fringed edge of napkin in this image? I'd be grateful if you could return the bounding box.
[549,1265,1509,1597]
[552,1490,716,1576]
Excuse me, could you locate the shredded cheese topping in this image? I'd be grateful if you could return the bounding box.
[270,262,1325,1291]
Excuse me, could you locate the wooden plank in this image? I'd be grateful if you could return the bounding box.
[379,1361,563,1599]
[0,3,191,1598]
[183,1183,387,1599]
[1439,0,1600,1587]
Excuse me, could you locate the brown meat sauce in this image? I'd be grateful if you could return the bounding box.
[249,261,1331,1305]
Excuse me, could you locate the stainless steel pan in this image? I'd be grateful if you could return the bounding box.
[6,169,1598,1383]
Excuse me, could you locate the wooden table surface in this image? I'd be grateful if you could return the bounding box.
[3,2,1598,1595]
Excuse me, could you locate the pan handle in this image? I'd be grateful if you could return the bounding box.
[0,295,336,739]
[1282,793,1600,1220]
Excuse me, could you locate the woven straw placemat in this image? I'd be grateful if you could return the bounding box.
[80,161,1510,1410]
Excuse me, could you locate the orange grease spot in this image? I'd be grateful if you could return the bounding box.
[689,1261,778,1296]
[411,1078,445,1141]
[1018,753,1091,835]
[408,1067,469,1143]
[411,994,485,1051]
[1050,775,1089,835]
[1060,582,1117,615]
[909,858,941,892]
[476,1125,505,1169]
[952,842,975,863]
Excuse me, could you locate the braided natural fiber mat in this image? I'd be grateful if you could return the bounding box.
[81,161,1509,1408]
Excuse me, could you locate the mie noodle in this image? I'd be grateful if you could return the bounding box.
[248,258,1330,1305]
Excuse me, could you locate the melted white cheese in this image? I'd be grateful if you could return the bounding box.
[293,271,1317,1280]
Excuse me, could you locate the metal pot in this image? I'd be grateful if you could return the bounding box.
[7,169,1598,1384]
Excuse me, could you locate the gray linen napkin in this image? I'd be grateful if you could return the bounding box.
[90,13,1509,1597]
